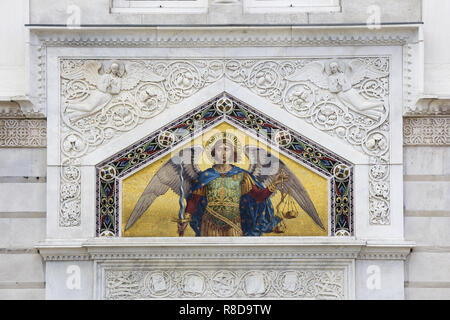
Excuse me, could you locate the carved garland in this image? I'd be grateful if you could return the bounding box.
[59,57,391,228]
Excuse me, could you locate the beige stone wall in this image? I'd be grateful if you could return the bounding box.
[0,0,28,97]
[403,144,450,299]
[28,0,421,25]
[0,0,46,299]
[402,0,450,300]
[0,146,47,299]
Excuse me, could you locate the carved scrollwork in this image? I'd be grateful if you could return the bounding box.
[60,159,82,227]
[59,57,391,227]
[284,82,316,116]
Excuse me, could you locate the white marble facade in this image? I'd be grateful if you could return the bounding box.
[34,25,414,299]
[0,0,448,300]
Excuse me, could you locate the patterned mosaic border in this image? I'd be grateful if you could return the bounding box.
[96,93,354,237]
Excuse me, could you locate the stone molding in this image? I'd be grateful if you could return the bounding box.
[0,99,45,119]
[30,25,419,116]
[407,97,450,116]
[36,238,415,261]
[37,239,413,300]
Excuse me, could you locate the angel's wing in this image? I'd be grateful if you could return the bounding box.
[347,60,389,85]
[82,61,103,86]
[60,60,102,83]
[285,61,329,89]
[244,145,325,230]
[121,62,165,91]
[124,145,203,231]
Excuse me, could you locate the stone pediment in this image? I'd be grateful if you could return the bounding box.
[57,56,396,234]
[95,92,353,237]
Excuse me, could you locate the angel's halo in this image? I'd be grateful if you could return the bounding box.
[203,131,243,164]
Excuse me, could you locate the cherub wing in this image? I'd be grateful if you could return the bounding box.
[347,59,389,85]
[244,145,325,230]
[82,61,103,86]
[124,145,204,231]
[60,60,102,84]
[121,61,165,91]
[285,61,329,89]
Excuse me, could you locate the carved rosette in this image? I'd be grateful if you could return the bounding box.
[104,269,345,300]
[59,57,391,227]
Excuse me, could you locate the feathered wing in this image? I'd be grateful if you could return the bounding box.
[83,61,103,86]
[285,61,329,89]
[347,59,389,86]
[60,60,102,82]
[244,145,325,230]
[124,145,203,231]
[121,61,165,91]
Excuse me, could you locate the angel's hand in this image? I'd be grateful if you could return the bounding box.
[177,220,189,236]
[177,214,191,236]
[273,170,289,186]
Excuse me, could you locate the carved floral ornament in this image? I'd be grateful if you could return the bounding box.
[59,57,391,228]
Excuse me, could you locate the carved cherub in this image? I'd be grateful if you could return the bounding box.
[62,60,164,121]
[286,60,388,120]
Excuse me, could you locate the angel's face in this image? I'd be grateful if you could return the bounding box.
[213,141,235,164]
[110,63,120,76]
[330,63,339,74]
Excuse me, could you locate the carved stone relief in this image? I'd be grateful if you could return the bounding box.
[0,119,46,147]
[103,268,345,300]
[403,117,449,145]
[59,57,391,227]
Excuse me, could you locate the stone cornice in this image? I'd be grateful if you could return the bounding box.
[30,25,420,47]
[36,238,415,261]
[407,96,450,116]
[0,98,45,119]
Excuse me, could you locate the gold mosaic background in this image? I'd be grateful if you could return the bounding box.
[122,123,328,237]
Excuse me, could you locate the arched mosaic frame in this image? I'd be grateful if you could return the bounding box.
[96,93,354,237]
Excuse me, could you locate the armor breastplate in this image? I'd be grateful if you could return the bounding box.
[205,172,243,227]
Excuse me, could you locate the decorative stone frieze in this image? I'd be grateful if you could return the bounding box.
[0,118,46,147]
[102,268,346,300]
[403,117,449,145]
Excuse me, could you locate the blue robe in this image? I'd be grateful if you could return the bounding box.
[186,165,281,236]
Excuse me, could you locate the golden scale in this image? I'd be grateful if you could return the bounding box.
[273,169,301,233]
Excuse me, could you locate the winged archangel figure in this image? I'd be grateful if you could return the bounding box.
[62,60,164,120]
[286,60,388,120]
[124,134,325,237]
